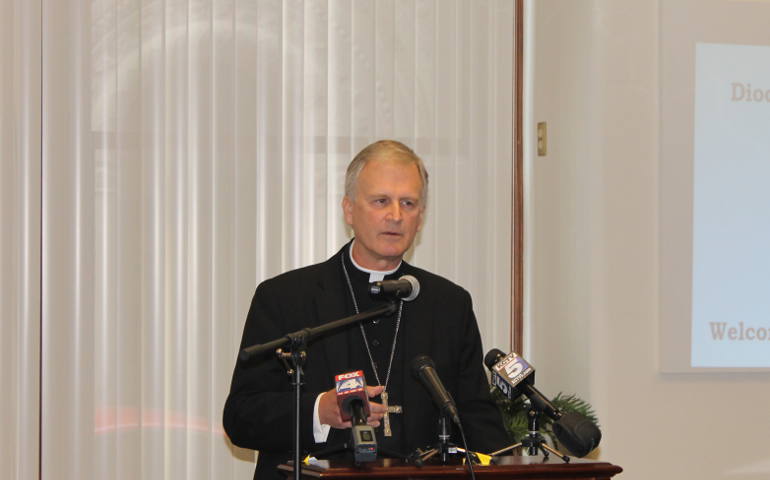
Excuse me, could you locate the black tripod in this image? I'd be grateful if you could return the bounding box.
[489,406,570,462]
[410,416,481,466]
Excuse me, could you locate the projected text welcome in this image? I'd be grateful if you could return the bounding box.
[709,322,770,341]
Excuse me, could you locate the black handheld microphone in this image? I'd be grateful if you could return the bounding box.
[410,355,460,426]
[334,371,377,462]
[369,275,420,301]
[484,349,602,457]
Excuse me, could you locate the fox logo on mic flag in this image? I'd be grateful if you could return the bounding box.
[335,370,370,422]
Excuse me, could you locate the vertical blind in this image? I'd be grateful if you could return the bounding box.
[1,1,41,479]
[2,1,515,478]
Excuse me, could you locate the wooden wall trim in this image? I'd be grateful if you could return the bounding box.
[512,0,525,354]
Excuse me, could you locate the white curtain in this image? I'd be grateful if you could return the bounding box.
[3,1,515,479]
[1,0,41,479]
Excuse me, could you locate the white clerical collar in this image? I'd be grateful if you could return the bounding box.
[349,240,401,282]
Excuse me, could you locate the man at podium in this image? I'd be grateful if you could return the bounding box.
[223,140,509,479]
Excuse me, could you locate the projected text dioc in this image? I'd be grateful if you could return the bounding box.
[731,82,770,103]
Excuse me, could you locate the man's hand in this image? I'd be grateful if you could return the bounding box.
[318,385,386,429]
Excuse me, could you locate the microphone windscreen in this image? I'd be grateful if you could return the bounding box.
[552,412,602,457]
[411,354,434,374]
[484,348,506,370]
[400,275,420,301]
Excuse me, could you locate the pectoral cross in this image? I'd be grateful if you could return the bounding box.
[381,391,402,437]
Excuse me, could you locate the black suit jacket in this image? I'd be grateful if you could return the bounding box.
[223,244,509,479]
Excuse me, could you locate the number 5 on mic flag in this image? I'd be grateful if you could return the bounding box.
[489,352,534,399]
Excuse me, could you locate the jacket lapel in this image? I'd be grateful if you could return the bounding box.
[313,249,351,375]
[399,264,435,444]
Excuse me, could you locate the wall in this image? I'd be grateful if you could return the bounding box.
[528,1,770,479]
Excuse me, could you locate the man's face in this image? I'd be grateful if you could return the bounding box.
[343,156,424,270]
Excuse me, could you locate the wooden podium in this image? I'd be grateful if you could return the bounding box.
[279,455,623,480]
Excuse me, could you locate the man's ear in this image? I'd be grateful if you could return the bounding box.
[342,195,353,226]
[416,207,425,232]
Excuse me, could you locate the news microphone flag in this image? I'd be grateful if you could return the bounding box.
[335,370,377,462]
[487,351,535,400]
[334,370,370,422]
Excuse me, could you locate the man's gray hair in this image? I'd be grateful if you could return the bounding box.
[344,140,429,206]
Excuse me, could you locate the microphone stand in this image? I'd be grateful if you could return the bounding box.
[239,301,398,480]
[488,405,570,463]
[410,415,469,465]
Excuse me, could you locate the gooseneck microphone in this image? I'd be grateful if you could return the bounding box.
[484,349,602,458]
[369,275,420,301]
[410,355,460,426]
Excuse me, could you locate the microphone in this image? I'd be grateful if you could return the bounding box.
[484,349,559,418]
[335,370,371,422]
[410,355,460,426]
[369,275,420,301]
[334,370,377,462]
[551,412,602,458]
[484,349,601,457]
